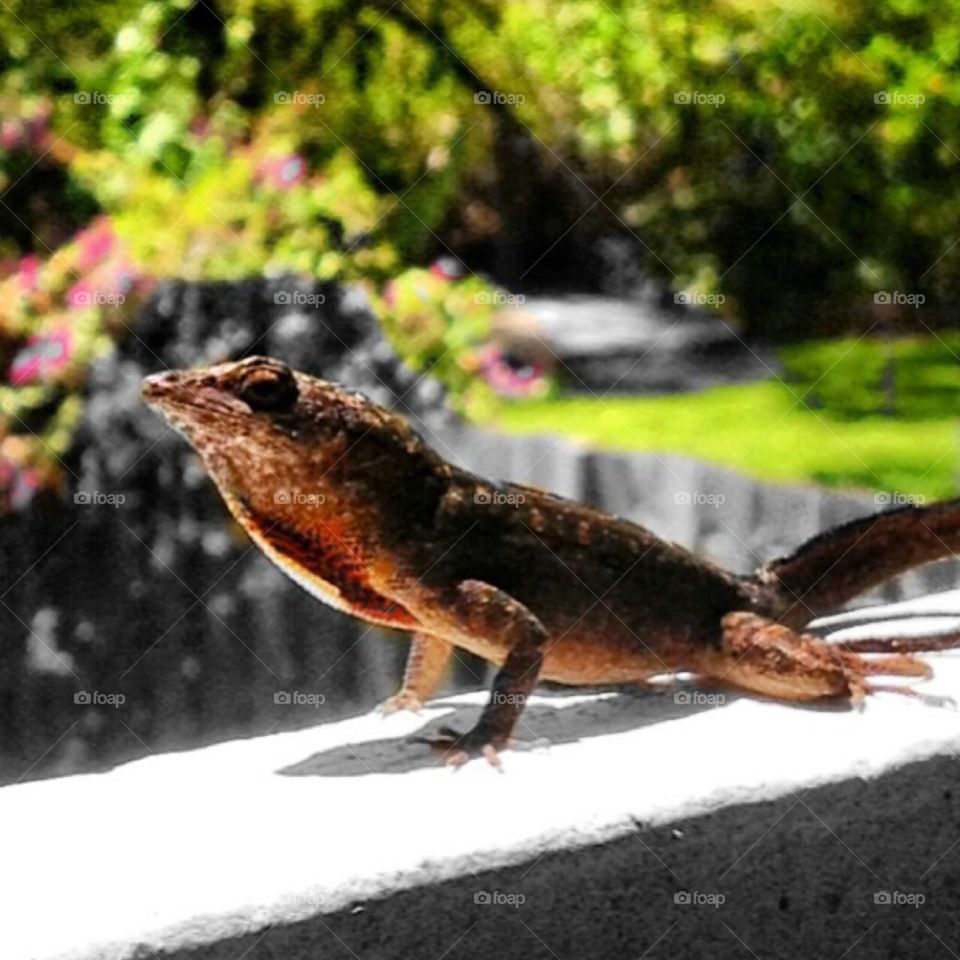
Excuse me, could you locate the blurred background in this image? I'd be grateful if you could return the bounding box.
[2,0,960,784]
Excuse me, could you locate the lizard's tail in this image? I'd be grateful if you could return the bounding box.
[837,630,960,655]
[753,498,960,628]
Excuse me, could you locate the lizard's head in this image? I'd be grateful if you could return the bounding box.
[142,355,444,527]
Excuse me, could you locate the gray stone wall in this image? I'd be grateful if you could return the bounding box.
[1,279,954,785]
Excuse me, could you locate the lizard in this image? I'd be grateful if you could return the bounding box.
[143,355,960,765]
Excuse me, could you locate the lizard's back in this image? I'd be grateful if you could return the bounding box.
[423,474,751,683]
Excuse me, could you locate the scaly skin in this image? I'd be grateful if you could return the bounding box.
[143,356,960,765]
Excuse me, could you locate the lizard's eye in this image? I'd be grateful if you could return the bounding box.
[238,366,299,412]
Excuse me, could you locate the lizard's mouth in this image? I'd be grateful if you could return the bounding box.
[142,371,253,448]
[143,371,234,415]
[142,370,193,404]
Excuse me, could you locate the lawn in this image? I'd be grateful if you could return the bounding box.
[482,335,960,500]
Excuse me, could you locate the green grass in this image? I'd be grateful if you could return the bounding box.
[479,335,960,499]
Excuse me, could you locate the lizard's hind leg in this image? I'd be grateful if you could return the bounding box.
[705,612,934,705]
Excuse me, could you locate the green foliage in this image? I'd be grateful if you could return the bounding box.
[7,0,960,327]
[373,267,506,414]
[4,0,960,504]
[0,217,149,501]
[779,335,960,419]
[489,335,960,499]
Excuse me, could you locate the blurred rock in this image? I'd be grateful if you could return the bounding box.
[497,290,774,393]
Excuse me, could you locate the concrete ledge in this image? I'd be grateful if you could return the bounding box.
[5,594,960,959]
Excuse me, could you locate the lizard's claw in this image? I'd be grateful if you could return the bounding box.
[378,690,424,715]
[414,726,506,769]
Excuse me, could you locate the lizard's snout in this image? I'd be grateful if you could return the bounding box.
[142,370,185,404]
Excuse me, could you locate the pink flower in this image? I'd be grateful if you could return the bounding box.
[0,457,34,511]
[383,280,398,307]
[476,344,546,397]
[17,255,39,291]
[75,219,116,272]
[9,327,73,385]
[190,116,212,139]
[5,465,39,511]
[258,154,307,190]
[0,119,22,150]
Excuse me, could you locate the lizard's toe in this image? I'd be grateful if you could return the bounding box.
[378,691,424,715]
[414,726,506,768]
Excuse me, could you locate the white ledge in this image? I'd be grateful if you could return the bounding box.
[4,593,960,959]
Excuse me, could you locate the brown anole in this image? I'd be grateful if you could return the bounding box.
[144,356,960,765]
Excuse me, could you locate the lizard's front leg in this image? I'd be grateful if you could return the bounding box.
[411,579,549,766]
[379,631,452,714]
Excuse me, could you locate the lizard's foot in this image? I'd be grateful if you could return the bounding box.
[378,690,424,715]
[715,611,943,706]
[414,726,506,769]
